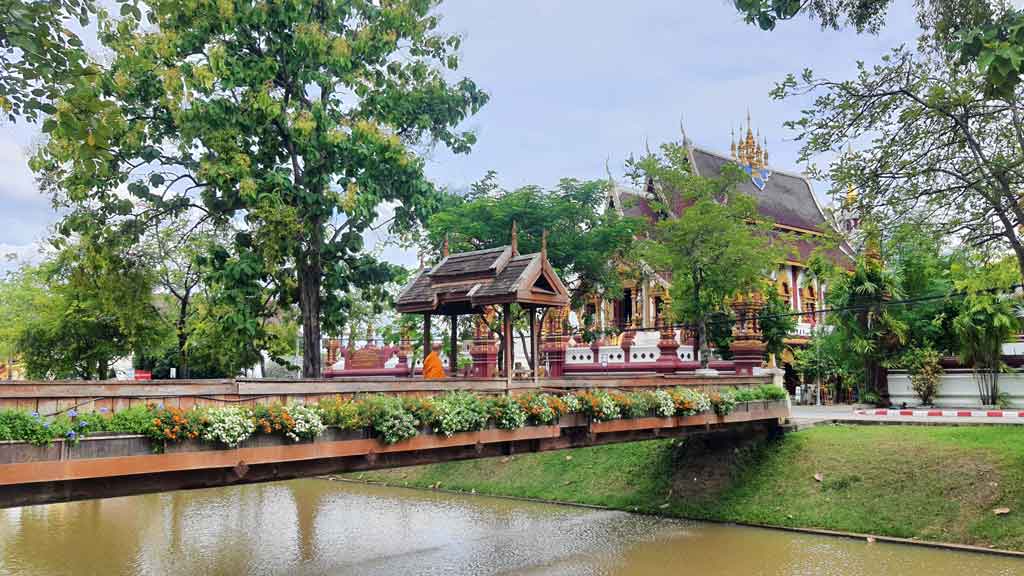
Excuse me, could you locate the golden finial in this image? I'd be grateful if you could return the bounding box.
[730,127,737,160]
[510,221,518,255]
[442,233,449,257]
[753,129,763,170]
[762,135,769,168]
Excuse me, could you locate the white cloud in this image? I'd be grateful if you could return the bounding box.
[0,241,47,273]
[0,137,40,201]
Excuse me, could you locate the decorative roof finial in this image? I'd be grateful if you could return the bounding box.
[541,229,548,260]
[679,114,690,147]
[442,233,449,257]
[510,221,518,255]
[762,135,769,168]
[730,127,737,160]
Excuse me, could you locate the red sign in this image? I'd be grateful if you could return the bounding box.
[134,370,152,381]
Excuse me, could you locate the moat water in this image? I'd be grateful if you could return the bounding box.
[0,479,1019,575]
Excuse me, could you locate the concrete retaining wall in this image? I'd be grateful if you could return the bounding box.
[889,370,1024,408]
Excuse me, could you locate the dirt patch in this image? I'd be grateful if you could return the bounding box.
[668,433,772,502]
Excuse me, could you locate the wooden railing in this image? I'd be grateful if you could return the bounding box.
[0,373,772,416]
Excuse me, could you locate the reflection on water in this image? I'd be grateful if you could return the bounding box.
[0,479,1020,575]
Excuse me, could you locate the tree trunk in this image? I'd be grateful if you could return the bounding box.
[518,330,533,369]
[299,261,322,379]
[698,314,709,369]
[176,294,190,379]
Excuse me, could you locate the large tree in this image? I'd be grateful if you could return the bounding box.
[424,173,642,307]
[774,38,1024,281]
[422,174,641,368]
[635,142,786,369]
[33,0,488,377]
[1,0,95,122]
[735,0,1024,123]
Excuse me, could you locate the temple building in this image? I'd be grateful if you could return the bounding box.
[589,115,853,364]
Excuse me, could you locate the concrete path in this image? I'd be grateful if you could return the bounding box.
[789,404,1024,426]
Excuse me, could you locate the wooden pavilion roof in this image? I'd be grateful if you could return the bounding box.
[396,242,570,315]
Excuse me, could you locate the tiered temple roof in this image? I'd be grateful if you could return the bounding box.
[396,235,570,316]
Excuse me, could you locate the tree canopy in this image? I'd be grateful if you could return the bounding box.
[32,0,488,377]
[635,142,786,368]
[0,0,95,122]
[423,173,642,308]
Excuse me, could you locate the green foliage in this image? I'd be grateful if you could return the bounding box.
[635,141,786,368]
[317,396,364,429]
[514,392,566,425]
[733,0,891,33]
[359,395,419,445]
[818,230,906,402]
[952,257,1020,405]
[729,384,788,402]
[2,234,168,380]
[575,390,620,421]
[106,405,153,434]
[425,176,642,307]
[774,18,1024,279]
[759,286,797,357]
[431,390,489,437]
[0,409,56,445]
[32,0,488,377]
[899,347,944,405]
[487,395,527,430]
[0,0,95,122]
[709,390,738,416]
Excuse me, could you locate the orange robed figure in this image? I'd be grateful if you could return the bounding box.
[422,343,446,379]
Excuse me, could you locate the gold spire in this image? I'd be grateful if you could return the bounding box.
[730,127,737,160]
[762,135,769,168]
[753,129,763,170]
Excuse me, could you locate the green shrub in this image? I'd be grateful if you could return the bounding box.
[359,395,419,444]
[488,395,527,430]
[402,396,438,425]
[709,390,738,416]
[0,410,54,445]
[902,347,943,406]
[621,391,657,418]
[577,390,621,421]
[107,405,156,434]
[317,396,364,429]
[515,392,558,425]
[431,391,489,436]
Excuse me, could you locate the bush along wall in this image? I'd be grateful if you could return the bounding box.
[0,385,788,452]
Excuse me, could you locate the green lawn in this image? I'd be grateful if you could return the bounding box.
[351,425,1024,551]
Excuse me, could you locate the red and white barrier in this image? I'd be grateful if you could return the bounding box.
[855,408,1024,418]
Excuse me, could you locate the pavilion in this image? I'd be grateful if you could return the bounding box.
[395,225,570,385]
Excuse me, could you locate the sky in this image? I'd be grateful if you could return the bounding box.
[0,0,922,270]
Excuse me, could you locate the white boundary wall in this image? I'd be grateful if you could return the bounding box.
[889,370,1024,408]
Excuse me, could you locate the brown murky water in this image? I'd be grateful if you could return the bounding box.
[0,479,1019,575]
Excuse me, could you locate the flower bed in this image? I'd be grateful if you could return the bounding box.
[0,384,788,452]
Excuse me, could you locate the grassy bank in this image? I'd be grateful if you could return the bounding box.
[351,425,1024,551]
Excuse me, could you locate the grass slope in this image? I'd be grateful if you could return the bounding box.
[352,425,1024,551]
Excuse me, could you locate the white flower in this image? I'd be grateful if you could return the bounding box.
[201,406,255,448]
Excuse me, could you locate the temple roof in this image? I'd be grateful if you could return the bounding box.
[689,147,827,232]
[395,244,570,315]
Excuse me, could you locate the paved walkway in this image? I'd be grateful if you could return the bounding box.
[789,404,1024,426]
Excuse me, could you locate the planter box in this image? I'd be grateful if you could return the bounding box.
[587,400,787,434]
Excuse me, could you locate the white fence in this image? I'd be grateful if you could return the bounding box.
[889,370,1024,409]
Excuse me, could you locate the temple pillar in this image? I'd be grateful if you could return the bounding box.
[731,292,766,376]
[541,306,569,377]
[655,323,680,373]
[470,308,498,378]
